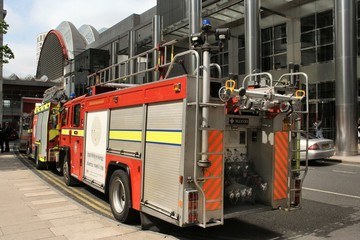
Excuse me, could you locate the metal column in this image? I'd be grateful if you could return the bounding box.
[129,30,136,84]
[153,15,162,81]
[244,0,261,83]
[335,0,358,156]
[189,0,202,73]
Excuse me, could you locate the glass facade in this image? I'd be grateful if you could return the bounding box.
[238,23,287,74]
[261,23,287,71]
[301,10,334,65]
[238,35,245,75]
[211,41,229,78]
[304,81,336,139]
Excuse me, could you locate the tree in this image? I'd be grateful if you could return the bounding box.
[0,20,14,64]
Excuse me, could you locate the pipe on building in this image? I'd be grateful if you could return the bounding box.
[189,0,202,73]
[153,15,162,81]
[129,30,136,84]
[335,0,358,156]
[244,0,261,84]
[111,41,117,80]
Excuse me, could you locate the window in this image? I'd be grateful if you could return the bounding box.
[238,35,245,74]
[318,81,335,99]
[3,100,10,108]
[73,104,81,127]
[211,41,229,78]
[61,108,68,126]
[301,10,334,65]
[261,23,287,71]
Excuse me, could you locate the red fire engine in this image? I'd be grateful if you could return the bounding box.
[18,97,42,153]
[30,87,66,170]
[32,25,309,228]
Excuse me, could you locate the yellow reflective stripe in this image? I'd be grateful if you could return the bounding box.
[49,129,59,141]
[109,130,142,142]
[61,129,70,135]
[146,130,182,145]
[35,102,51,114]
[34,106,40,114]
[109,130,182,145]
[72,130,84,137]
[61,129,84,136]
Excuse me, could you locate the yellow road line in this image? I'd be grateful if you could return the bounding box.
[38,168,113,218]
[17,151,113,218]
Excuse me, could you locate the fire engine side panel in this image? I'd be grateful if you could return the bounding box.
[31,114,38,157]
[109,105,143,154]
[35,112,43,143]
[248,114,289,209]
[39,109,50,161]
[182,76,226,225]
[143,100,184,216]
[84,110,109,185]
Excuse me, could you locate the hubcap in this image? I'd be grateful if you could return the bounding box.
[63,162,69,182]
[112,178,126,214]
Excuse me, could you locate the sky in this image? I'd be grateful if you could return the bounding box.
[3,0,157,78]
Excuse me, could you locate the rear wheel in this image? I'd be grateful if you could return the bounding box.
[26,143,31,155]
[109,170,138,223]
[35,147,45,170]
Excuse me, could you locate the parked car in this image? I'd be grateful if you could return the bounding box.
[300,133,335,161]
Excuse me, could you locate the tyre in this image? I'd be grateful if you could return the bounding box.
[35,147,45,170]
[63,157,76,186]
[109,170,138,223]
[26,144,31,155]
[56,150,65,175]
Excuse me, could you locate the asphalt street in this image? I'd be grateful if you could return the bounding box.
[12,144,360,240]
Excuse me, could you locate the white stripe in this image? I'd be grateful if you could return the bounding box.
[303,187,360,200]
[332,170,357,174]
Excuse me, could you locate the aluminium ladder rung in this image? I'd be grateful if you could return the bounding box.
[198,151,224,155]
[290,149,308,153]
[290,167,307,172]
[187,102,225,107]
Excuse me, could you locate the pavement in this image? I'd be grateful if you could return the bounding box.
[327,143,360,164]
[0,143,177,240]
[0,142,358,240]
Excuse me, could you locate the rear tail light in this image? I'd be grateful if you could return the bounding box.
[308,143,320,150]
[184,190,199,224]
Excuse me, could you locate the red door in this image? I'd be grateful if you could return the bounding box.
[69,103,84,180]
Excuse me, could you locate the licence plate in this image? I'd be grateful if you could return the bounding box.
[322,143,330,149]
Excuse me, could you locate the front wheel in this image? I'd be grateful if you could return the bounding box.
[109,170,138,223]
[63,158,76,186]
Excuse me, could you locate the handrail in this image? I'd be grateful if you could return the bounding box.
[242,72,273,88]
[193,63,222,79]
[87,41,177,87]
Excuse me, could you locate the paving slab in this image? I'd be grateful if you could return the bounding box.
[1,220,53,235]
[0,228,55,240]
[0,145,176,240]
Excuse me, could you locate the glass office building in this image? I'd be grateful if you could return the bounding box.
[35,0,360,150]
